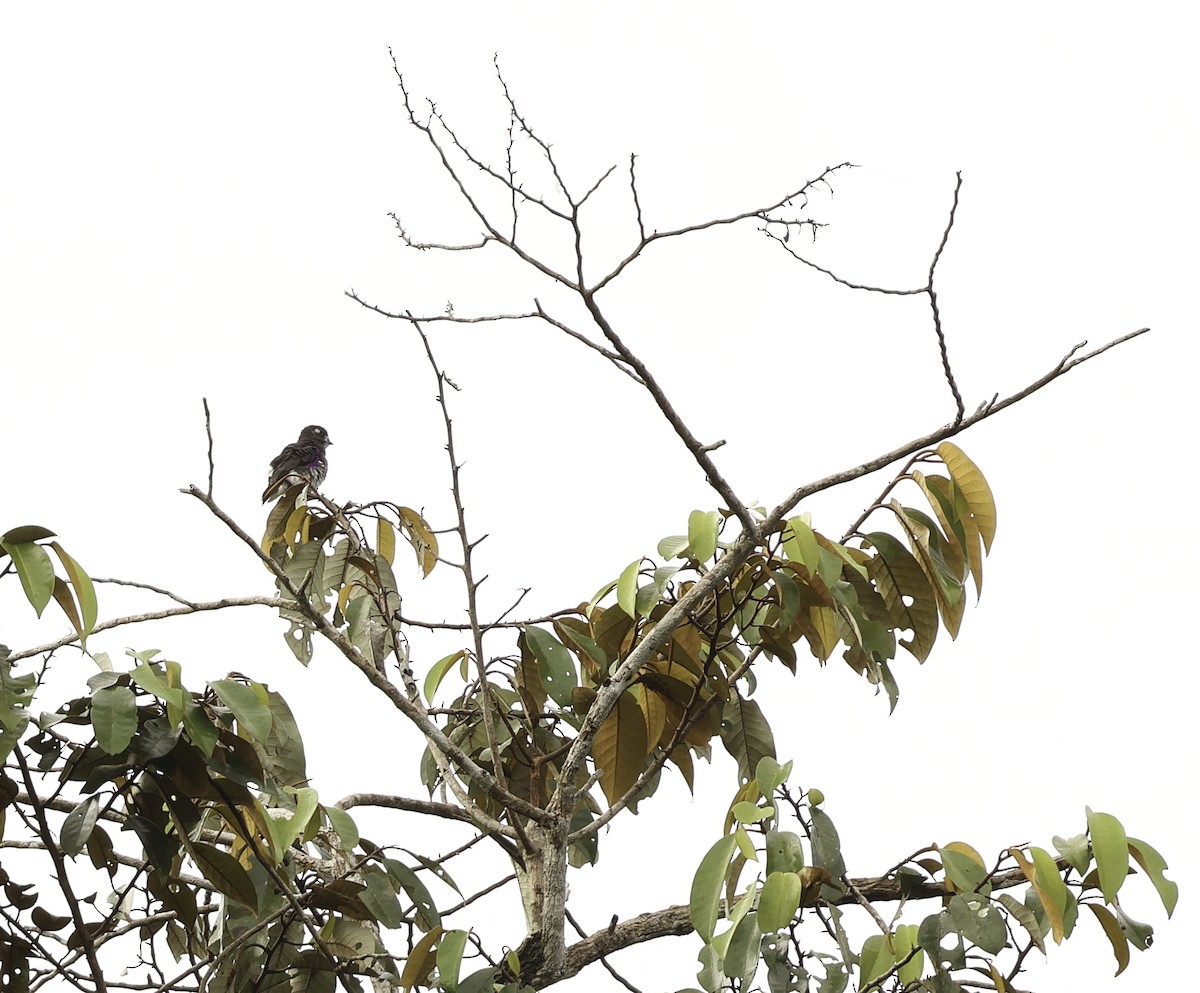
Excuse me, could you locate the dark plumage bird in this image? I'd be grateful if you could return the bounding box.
[262,425,332,503]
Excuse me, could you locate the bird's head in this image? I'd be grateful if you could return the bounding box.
[300,425,332,446]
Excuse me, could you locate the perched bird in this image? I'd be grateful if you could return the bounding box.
[262,425,332,503]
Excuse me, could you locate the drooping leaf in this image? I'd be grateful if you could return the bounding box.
[397,506,438,577]
[690,833,739,942]
[1086,904,1130,976]
[782,516,820,578]
[617,559,641,618]
[937,442,997,553]
[2,540,55,617]
[377,518,396,565]
[0,656,36,764]
[996,892,1045,954]
[593,692,648,805]
[1127,836,1178,917]
[436,928,470,993]
[809,807,846,880]
[50,542,97,638]
[383,858,440,931]
[688,510,722,563]
[863,532,938,662]
[323,805,360,849]
[190,841,259,911]
[719,691,776,783]
[397,925,443,990]
[758,872,802,932]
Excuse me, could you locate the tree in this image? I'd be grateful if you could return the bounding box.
[0,63,1175,993]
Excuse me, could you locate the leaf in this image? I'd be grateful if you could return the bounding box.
[1028,846,1068,943]
[1052,832,1090,877]
[1127,836,1178,917]
[939,842,987,893]
[0,655,35,764]
[190,841,258,911]
[524,627,577,707]
[1086,904,1130,976]
[436,929,470,993]
[725,910,762,987]
[809,807,846,879]
[1,540,55,617]
[377,518,396,565]
[397,506,438,577]
[50,542,98,638]
[1087,807,1129,903]
[323,805,360,849]
[996,892,1045,954]
[397,925,442,991]
[617,559,641,618]
[688,510,721,563]
[859,934,895,988]
[719,692,775,784]
[937,442,997,553]
[211,680,273,743]
[383,858,440,931]
[593,692,648,805]
[690,834,738,942]
[758,872,802,932]
[782,516,821,577]
[0,525,56,545]
[765,830,804,875]
[863,532,938,662]
[61,796,100,857]
[90,685,137,755]
[658,534,690,559]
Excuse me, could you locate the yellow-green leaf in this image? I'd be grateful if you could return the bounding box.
[1087,808,1129,904]
[398,925,443,990]
[688,510,721,563]
[1127,836,1178,917]
[690,834,738,942]
[937,442,997,553]
[783,516,820,577]
[2,540,55,617]
[377,518,396,565]
[617,559,641,618]
[50,542,98,639]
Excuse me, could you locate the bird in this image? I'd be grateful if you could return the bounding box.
[262,425,332,503]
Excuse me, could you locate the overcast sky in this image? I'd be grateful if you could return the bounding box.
[2,4,1195,991]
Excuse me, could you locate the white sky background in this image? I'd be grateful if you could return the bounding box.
[2,3,1195,991]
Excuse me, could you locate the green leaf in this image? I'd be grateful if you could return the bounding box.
[947,892,1006,954]
[1127,836,1178,917]
[181,695,219,758]
[324,805,360,849]
[50,542,98,638]
[782,516,820,576]
[1052,832,1090,876]
[425,649,468,703]
[724,910,762,987]
[719,691,776,784]
[383,858,440,931]
[211,680,273,742]
[1029,845,1069,942]
[436,929,470,992]
[90,685,137,754]
[2,540,55,617]
[731,801,773,824]
[997,892,1045,954]
[764,830,805,874]
[359,870,405,929]
[617,559,641,618]
[688,510,721,563]
[0,655,35,764]
[524,627,577,707]
[658,534,690,559]
[809,807,846,879]
[755,756,792,798]
[859,933,895,987]
[190,841,259,912]
[939,844,987,893]
[690,834,738,942]
[1087,807,1129,903]
[758,871,802,932]
[1,525,56,545]
[61,796,100,857]
[864,532,938,662]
